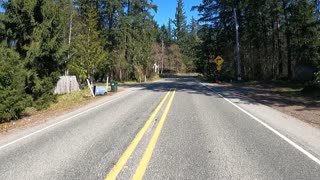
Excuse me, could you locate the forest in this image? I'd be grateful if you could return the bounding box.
[0,0,319,121]
[193,0,320,82]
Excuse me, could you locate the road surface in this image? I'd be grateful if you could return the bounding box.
[0,77,320,180]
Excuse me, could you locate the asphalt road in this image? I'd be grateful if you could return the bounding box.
[0,77,320,180]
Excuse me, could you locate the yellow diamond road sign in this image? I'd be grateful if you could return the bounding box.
[213,56,224,66]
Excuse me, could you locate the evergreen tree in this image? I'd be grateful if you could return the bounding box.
[70,3,107,81]
[167,18,173,45]
[0,46,31,121]
[289,1,320,66]
[2,0,69,109]
[173,0,188,43]
[160,24,172,47]
[194,0,320,80]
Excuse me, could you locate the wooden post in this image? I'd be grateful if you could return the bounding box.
[87,79,95,97]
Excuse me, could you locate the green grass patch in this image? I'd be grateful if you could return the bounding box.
[175,73,200,76]
[23,88,96,116]
[1,88,102,132]
[274,87,303,93]
[118,81,139,86]
[94,75,161,87]
[231,80,303,89]
[50,89,92,109]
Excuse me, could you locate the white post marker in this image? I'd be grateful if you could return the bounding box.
[87,79,95,97]
[153,63,158,73]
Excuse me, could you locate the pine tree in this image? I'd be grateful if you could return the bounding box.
[289,1,320,66]
[173,0,188,43]
[0,46,31,121]
[2,0,69,109]
[194,0,319,80]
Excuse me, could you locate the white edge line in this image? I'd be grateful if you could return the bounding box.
[201,82,320,166]
[0,90,135,151]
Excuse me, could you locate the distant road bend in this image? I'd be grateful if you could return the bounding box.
[0,77,320,180]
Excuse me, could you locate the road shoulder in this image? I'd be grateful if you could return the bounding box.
[201,82,320,160]
[0,87,138,148]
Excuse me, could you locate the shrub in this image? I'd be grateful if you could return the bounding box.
[0,47,31,121]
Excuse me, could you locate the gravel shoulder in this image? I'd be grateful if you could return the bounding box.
[211,83,320,127]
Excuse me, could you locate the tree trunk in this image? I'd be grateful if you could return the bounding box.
[66,4,73,76]
[277,20,283,76]
[282,0,293,78]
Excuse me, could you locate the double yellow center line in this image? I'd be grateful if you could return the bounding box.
[105,89,176,180]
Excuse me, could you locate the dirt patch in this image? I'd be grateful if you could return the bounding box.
[0,88,125,135]
[218,83,320,127]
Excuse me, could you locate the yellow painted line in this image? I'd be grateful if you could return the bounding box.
[132,90,176,180]
[105,90,171,180]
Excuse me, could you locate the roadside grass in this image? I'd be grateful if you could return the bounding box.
[22,88,96,117]
[229,80,304,93]
[94,81,141,87]
[47,88,97,113]
[0,88,101,132]
[275,87,303,93]
[95,75,161,87]
[175,73,200,76]
[47,75,162,113]
[148,74,161,82]
[1,75,164,132]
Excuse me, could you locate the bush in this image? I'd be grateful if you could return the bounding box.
[25,71,59,110]
[0,47,31,121]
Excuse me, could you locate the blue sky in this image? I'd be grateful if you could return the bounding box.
[0,0,202,26]
[152,0,202,26]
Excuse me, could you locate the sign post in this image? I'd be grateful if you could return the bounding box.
[213,56,224,82]
[213,55,224,70]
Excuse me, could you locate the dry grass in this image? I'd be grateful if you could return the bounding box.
[0,88,106,134]
[49,89,97,113]
[0,77,160,134]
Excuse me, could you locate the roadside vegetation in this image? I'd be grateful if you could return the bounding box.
[193,0,320,97]
[0,0,198,123]
[0,88,98,132]
[0,0,319,124]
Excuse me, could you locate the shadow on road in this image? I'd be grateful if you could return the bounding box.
[126,75,320,110]
[127,76,220,97]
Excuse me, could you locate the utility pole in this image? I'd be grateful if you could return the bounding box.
[234,8,241,81]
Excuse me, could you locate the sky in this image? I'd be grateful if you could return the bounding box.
[0,0,203,26]
[152,0,202,26]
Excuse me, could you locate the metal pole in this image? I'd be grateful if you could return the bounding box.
[234,8,241,81]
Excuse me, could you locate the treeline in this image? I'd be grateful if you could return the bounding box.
[156,0,200,74]
[0,0,199,121]
[0,0,159,120]
[193,0,320,81]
